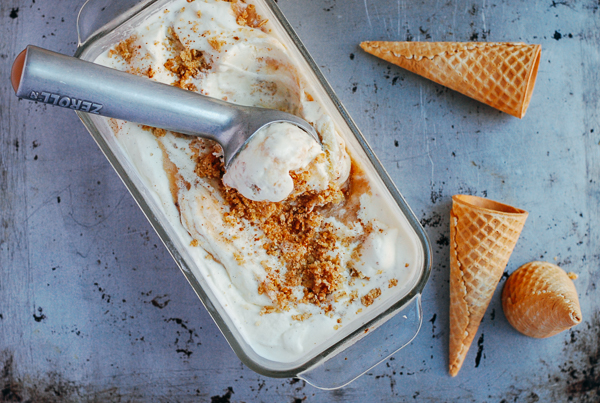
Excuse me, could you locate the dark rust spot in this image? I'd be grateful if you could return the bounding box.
[211,387,233,403]
[474,333,485,368]
[151,294,170,309]
[33,307,46,323]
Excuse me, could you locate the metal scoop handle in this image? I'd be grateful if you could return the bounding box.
[12,45,318,166]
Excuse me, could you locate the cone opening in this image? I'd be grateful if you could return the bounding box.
[452,195,527,215]
[518,45,541,119]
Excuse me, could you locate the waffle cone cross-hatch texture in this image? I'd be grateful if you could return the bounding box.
[502,261,582,338]
[449,195,528,376]
[360,41,541,118]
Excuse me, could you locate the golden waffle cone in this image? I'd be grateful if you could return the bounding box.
[449,195,528,376]
[502,261,582,338]
[360,41,541,118]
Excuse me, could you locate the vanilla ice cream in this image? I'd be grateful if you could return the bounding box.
[223,122,323,202]
[95,0,420,363]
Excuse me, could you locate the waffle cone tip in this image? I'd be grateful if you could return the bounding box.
[449,364,459,377]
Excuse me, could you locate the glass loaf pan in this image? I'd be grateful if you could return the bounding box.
[74,0,432,389]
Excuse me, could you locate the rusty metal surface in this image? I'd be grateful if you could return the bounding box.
[1,0,599,401]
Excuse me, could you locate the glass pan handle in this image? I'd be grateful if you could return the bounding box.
[298,294,423,390]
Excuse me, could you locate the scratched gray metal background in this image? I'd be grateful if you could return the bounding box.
[1,0,599,401]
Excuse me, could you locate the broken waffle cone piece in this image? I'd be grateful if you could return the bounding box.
[502,261,582,338]
[359,41,541,118]
[449,195,528,376]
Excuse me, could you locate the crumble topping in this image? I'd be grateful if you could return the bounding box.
[190,139,374,313]
[333,291,347,302]
[164,27,212,90]
[360,288,382,307]
[208,36,226,51]
[260,306,280,316]
[142,125,167,138]
[291,312,312,322]
[109,36,138,61]
[232,2,269,30]
[347,290,358,306]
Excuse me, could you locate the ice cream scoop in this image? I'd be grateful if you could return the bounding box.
[11,45,320,168]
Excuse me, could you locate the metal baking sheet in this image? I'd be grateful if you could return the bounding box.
[1,0,598,401]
